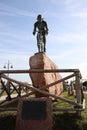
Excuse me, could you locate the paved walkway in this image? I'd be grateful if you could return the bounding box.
[84,91,87,94]
[0,93,26,101]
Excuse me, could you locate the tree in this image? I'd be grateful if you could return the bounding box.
[82,81,87,86]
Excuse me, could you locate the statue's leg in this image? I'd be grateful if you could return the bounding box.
[43,35,46,52]
[37,34,40,52]
[41,42,44,52]
[38,44,40,52]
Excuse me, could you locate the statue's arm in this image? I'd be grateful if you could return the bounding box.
[33,23,36,35]
[45,21,48,34]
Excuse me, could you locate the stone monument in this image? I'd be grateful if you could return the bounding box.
[15,97,52,130]
[29,53,63,97]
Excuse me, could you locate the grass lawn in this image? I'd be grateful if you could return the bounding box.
[0,91,87,130]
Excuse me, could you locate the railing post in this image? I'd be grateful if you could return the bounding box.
[75,71,82,116]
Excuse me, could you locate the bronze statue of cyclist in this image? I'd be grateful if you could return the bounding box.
[33,14,48,52]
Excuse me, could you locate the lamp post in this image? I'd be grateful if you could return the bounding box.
[3,60,13,100]
[3,60,13,77]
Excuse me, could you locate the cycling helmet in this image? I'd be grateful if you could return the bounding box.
[37,14,43,20]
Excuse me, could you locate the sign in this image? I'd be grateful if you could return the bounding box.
[22,100,47,120]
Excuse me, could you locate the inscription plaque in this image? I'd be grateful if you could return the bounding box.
[21,100,47,120]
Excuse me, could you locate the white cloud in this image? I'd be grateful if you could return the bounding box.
[70,62,87,80]
[0,52,29,68]
[65,0,87,7]
[49,48,78,60]
[48,33,87,44]
[0,22,7,28]
[72,11,87,18]
[0,2,35,17]
[0,31,32,41]
[65,0,73,5]
[64,0,87,18]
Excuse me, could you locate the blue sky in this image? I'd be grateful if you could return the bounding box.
[0,0,87,82]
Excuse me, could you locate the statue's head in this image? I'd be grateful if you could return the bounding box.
[37,14,43,21]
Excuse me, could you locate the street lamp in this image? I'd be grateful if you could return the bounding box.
[3,60,13,76]
[3,60,13,101]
